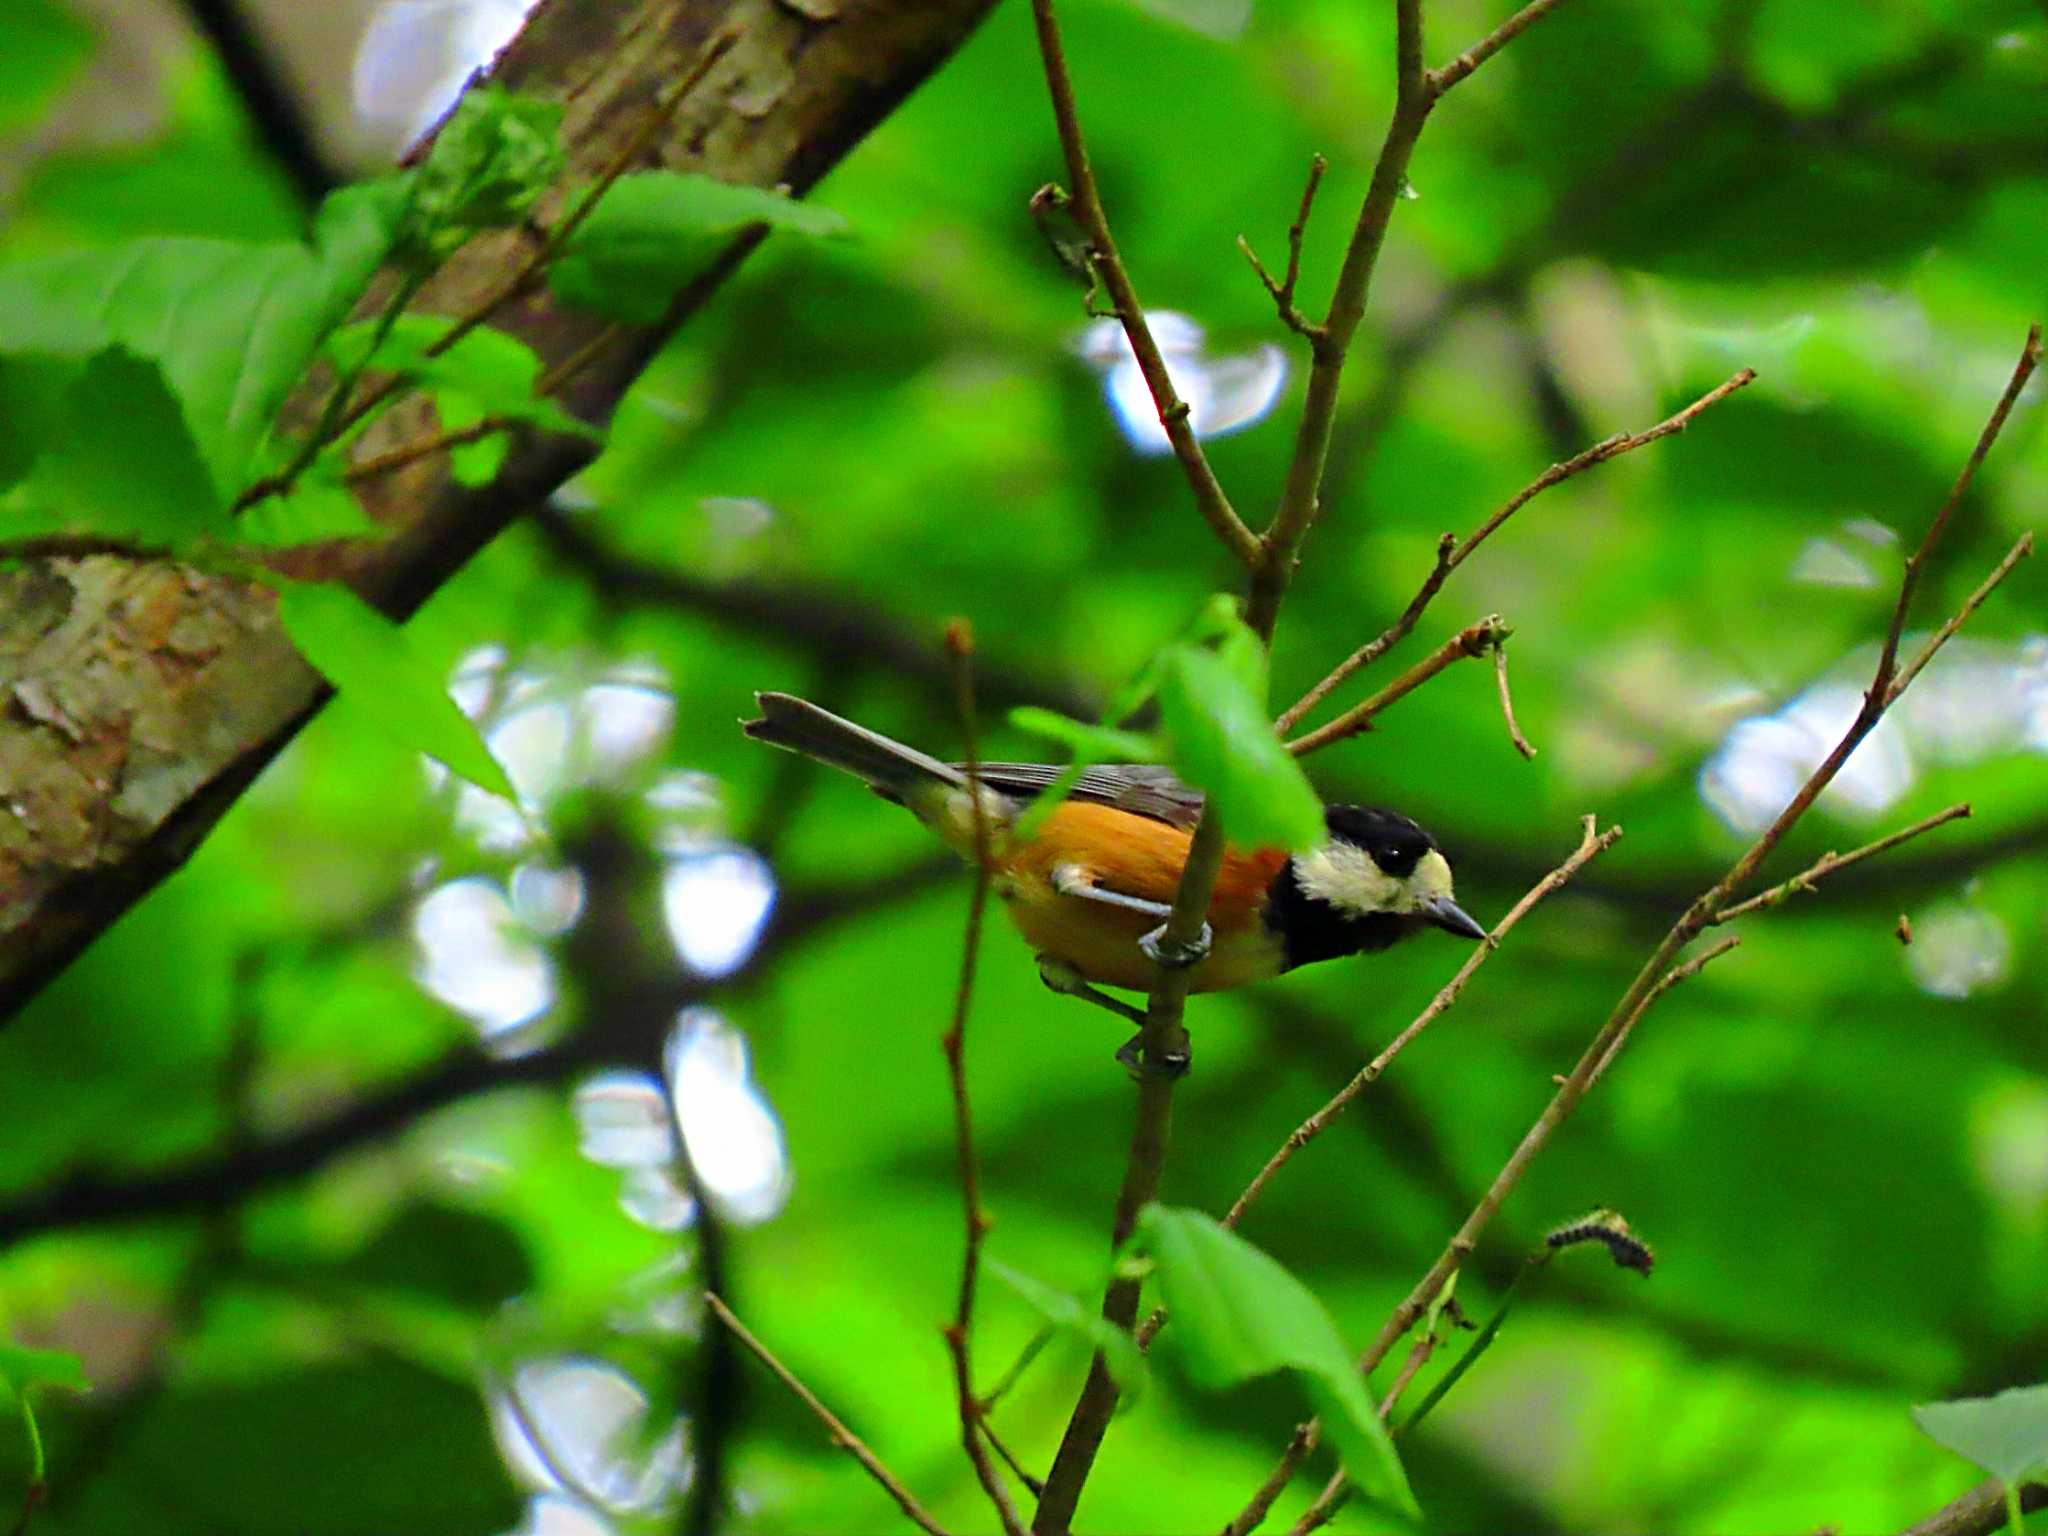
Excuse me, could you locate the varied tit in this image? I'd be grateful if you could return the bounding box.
[743,692,1486,1066]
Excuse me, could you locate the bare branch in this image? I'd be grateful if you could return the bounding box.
[1493,638,1538,759]
[1286,616,1508,757]
[705,1293,952,1536]
[1427,0,1577,97]
[1219,816,1619,1237]
[1346,323,2039,1446]
[1248,0,1430,640]
[1209,818,1621,1536]
[1027,0,1260,568]
[1887,532,2034,705]
[1901,1476,2048,1536]
[1582,934,1740,1092]
[1239,155,1329,340]
[939,622,1028,1536]
[1276,369,1755,734]
[1873,325,2041,689]
[1712,804,1972,925]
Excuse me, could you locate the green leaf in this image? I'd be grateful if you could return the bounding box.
[551,171,849,323]
[1913,1385,2048,1484]
[1158,644,1323,850]
[0,176,412,497]
[1135,1208,1416,1517]
[274,580,517,801]
[0,351,82,492]
[988,1258,1148,1402]
[400,86,565,268]
[0,1343,90,1401]
[1009,707,1162,763]
[3,348,222,548]
[235,470,385,548]
[437,395,509,487]
[323,315,598,440]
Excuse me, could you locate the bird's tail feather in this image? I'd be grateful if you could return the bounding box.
[742,692,965,803]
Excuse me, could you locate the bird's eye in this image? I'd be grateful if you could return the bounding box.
[1378,847,1400,867]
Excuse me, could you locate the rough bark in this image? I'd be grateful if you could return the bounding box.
[0,0,997,1018]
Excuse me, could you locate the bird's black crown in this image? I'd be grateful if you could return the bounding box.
[1323,804,1439,879]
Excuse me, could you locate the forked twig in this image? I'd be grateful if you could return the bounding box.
[1275,369,1757,735]
[705,1293,952,1536]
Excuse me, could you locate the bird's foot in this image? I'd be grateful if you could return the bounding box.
[1139,921,1212,970]
[1115,1031,1192,1081]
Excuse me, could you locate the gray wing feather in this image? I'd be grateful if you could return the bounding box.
[964,761,1206,831]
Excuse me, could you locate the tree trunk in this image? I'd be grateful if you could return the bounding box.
[0,0,998,1018]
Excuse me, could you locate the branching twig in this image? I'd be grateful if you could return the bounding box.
[1239,155,1328,340]
[1712,804,1972,924]
[1217,815,1619,1239]
[1247,0,1431,639]
[939,622,1028,1536]
[1288,326,2039,1523]
[1285,616,1508,757]
[705,1293,953,1536]
[1028,0,1260,568]
[1209,820,1619,1536]
[1426,0,1577,95]
[1276,369,1756,734]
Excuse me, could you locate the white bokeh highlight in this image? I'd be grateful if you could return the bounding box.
[665,1010,792,1226]
[412,877,556,1045]
[1076,311,1288,455]
[1905,902,2012,999]
[661,849,777,978]
[1699,637,2048,835]
[489,1358,687,1517]
[354,0,541,150]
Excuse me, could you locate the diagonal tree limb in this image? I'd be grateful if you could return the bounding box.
[0,0,1000,1024]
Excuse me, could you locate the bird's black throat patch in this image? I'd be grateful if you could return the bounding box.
[1264,860,1417,971]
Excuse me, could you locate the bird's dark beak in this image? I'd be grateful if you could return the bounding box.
[1421,895,1487,941]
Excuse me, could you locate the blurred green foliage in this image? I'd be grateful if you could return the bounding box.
[2,1,2046,1533]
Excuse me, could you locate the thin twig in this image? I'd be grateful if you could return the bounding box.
[1493,640,1537,758]
[341,417,516,483]
[1582,934,1740,1092]
[1209,820,1620,1536]
[1315,326,2039,1520]
[1217,816,1618,1237]
[1237,328,2040,1530]
[1247,0,1432,640]
[1275,369,1756,734]
[982,1423,1046,1499]
[1712,804,1972,924]
[939,621,1028,1536]
[704,1292,953,1536]
[1872,327,2041,690]
[1239,155,1328,339]
[1901,1477,2048,1536]
[1888,532,2034,704]
[1285,616,1507,757]
[1028,0,1259,569]
[1427,0,1578,96]
[1031,807,1219,1536]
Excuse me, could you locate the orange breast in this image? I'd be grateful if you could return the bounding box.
[993,802,1288,993]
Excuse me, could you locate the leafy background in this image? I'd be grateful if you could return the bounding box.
[2,0,2045,1532]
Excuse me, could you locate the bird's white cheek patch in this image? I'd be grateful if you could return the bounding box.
[1294,842,1402,913]
[1408,850,1454,906]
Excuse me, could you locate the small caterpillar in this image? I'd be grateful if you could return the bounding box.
[1546,1209,1655,1276]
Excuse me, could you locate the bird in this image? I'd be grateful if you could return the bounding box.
[742,691,1486,1069]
